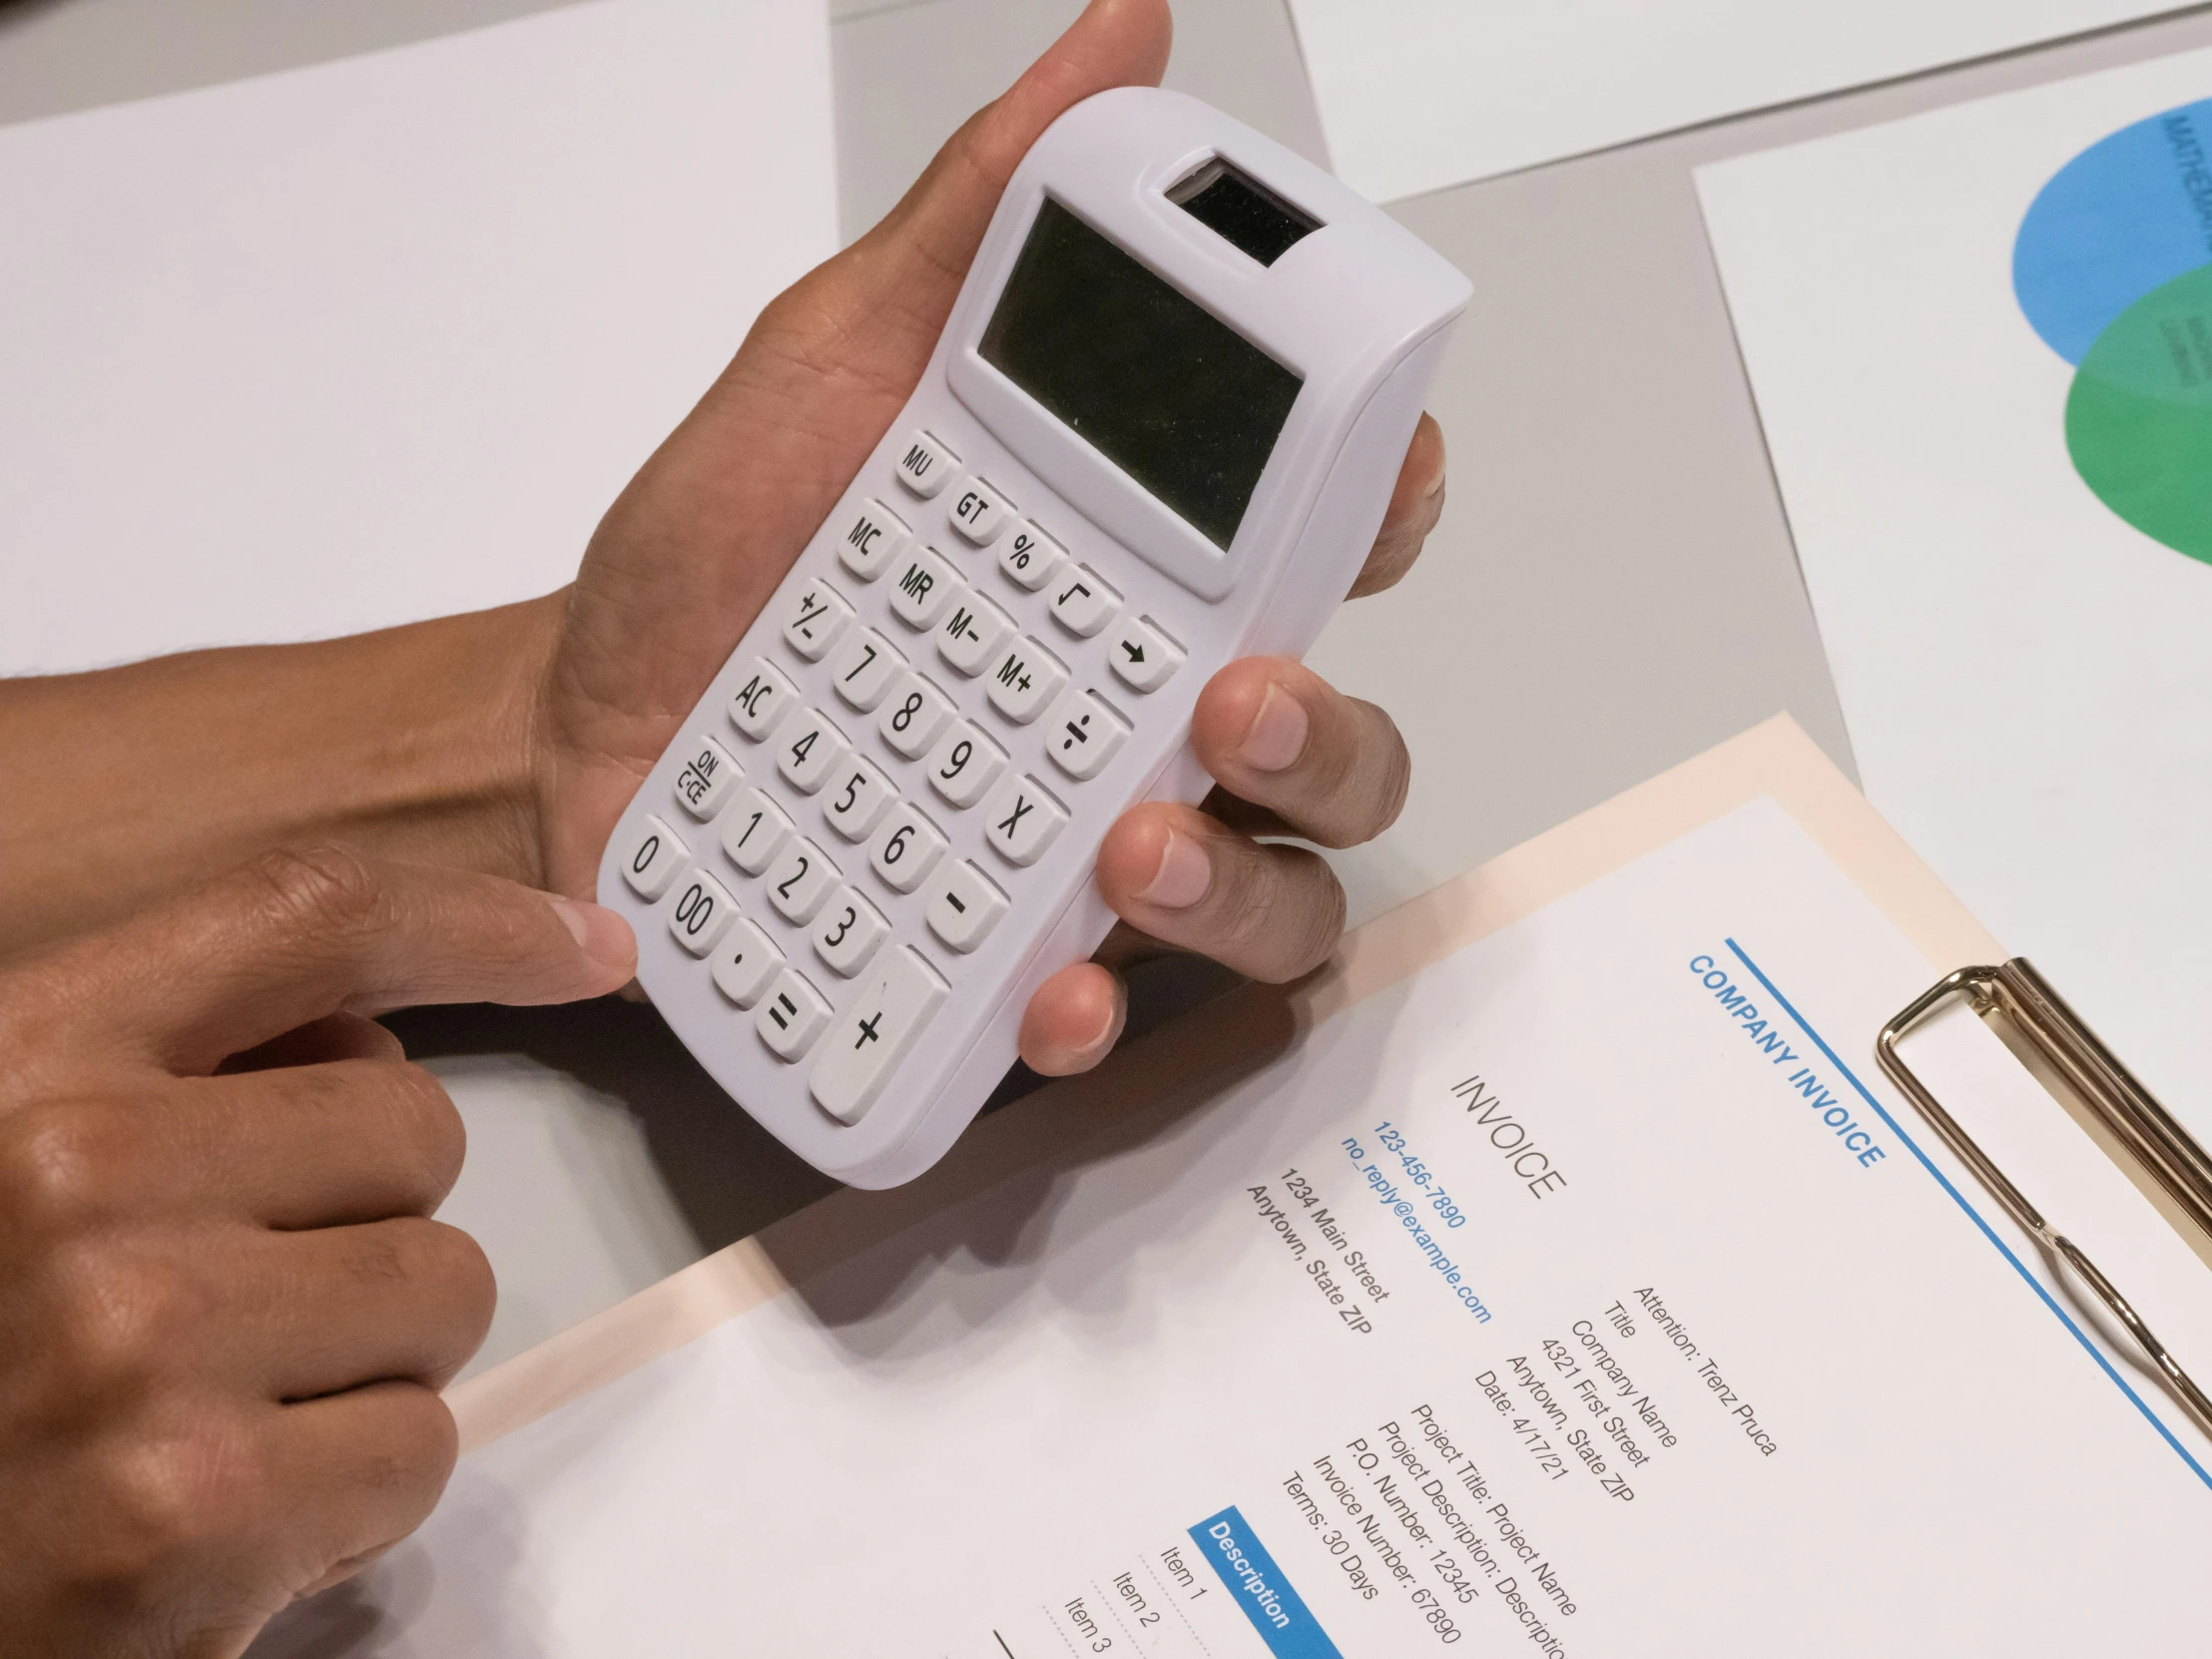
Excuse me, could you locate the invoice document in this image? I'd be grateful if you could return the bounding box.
[1286,0,2190,202]
[0,0,834,676]
[258,729,2212,1655]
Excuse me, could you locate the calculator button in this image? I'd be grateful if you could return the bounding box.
[728,657,800,742]
[720,787,794,875]
[886,545,963,631]
[812,885,890,977]
[980,774,1069,867]
[894,429,959,498]
[782,577,853,662]
[834,499,909,582]
[757,968,833,1060]
[1106,613,1185,693]
[877,671,958,759]
[1048,564,1121,638]
[1044,687,1131,782]
[822,757,896,841]
[809,946,950,1125]
[867,800,947,893]
[924,720,1007,809]
[830,626,906,712]
[937,592,1016,676]
[672,734,742,821]
[774,705,851,795]
[997,520,1065,591]
[710,917,785,1008]
[947,477,1012,545]
[665,869,737,956]
[620,815,690,899]
[764,836,840,923]
[984,634,1069,726]
[925,860,1009,953]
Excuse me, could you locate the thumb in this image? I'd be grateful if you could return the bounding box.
[28,845,637,1075]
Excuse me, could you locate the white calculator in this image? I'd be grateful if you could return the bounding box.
[597,88,1469,1187]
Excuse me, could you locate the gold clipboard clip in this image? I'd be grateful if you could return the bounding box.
[1879,958,2212,1440]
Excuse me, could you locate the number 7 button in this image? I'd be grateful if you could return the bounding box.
[810,947,949,1124]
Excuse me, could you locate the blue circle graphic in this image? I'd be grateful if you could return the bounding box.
[2013,97,2212,363]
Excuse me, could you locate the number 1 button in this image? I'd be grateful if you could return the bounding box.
[810,947,950,1124]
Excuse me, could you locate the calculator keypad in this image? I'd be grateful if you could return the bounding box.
[658,426,1186,1126]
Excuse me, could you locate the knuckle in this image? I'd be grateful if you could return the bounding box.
[364,1062,466,1198]
[239,843,390,942]
[78,1416,254,1589]
[0,1099,136,1239]
[1243,850,1346,984]
[45,1237,205,1400]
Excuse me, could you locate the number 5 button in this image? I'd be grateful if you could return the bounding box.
[810,947,950,1125]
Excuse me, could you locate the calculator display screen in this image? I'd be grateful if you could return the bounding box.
[978,199,1303,550]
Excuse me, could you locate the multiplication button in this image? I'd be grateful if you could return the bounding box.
[980,774,1069,867]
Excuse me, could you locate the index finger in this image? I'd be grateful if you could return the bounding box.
[32,845,635,1074]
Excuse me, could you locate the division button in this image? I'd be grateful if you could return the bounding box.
[810,947,951,1125]
[757,967,833,1061]
[619,814,690,899]
[1043,687,1131,782]
[665,868,737,956]
[893,429,959,498]
[672,733,743,821]
[979,773,1069,867]
[924,859,1009,953]
[1106,613,1185,693]
[710,917,785,1008]
[833,499,910,582]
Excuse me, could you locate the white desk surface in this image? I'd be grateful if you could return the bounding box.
[8,0,2211,1373]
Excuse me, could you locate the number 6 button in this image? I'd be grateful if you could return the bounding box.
[867,801,947,893]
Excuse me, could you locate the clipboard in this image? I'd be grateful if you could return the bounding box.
[1881,960,2212,1438]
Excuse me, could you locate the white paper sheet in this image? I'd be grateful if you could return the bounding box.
[253,799,2212,1655]
[1697,48,2212,1145]
[1286,0,2187,203]
[0,0,835,676]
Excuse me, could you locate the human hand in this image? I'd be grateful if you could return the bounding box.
[534,0,1446,1072]
[0,847,634,1657]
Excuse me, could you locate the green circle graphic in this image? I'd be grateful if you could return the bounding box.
[2066,261,2212,565]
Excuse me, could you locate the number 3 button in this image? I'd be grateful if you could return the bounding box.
[812,885,889,977]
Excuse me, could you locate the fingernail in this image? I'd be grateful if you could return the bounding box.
[548,896,637,980]
[1238,683,1309,774]
[1137,830,1212,909]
